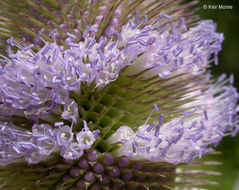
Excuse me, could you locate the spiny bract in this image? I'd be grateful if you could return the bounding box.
[0,0,238,190]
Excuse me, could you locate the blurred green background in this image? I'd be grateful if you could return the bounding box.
[197,0,239,189]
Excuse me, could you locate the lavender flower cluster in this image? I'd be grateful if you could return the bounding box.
[108,76,239,164]
[0,9,238,167]
[0,16,223,123]
[0,120,99,165]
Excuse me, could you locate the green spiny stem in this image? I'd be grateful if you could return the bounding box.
[95,0,122,40]
[88,0,96,26]
[44,0,59,8]
[120,0,145,21]
[25,0,61,24]
[56,0,75,35]
[70,0,81,23]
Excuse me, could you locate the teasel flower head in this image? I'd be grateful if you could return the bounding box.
[0,0,238,189]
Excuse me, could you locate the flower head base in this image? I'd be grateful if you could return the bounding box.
[0,0,238,189]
